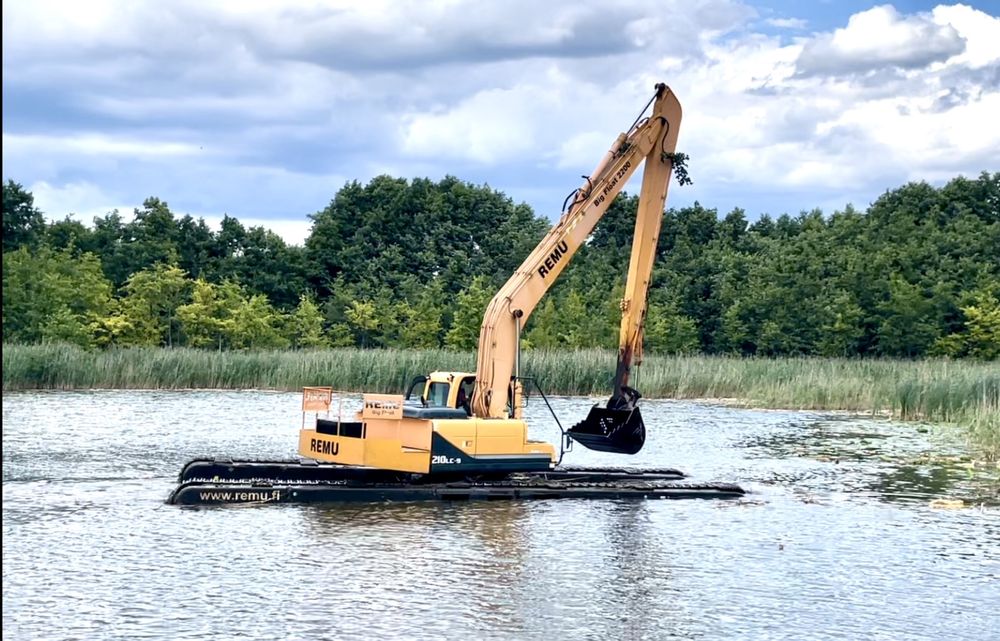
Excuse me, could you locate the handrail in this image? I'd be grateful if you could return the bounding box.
[516,376,573,465]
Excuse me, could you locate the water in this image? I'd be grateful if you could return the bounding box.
[2,390,998,641]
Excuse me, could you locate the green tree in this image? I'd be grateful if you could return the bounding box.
[524,289,610,349]
[119,198,180,280]
[44,216,94,254]
[231,294,289,349]
[89,211,131,286]
[206,220,307,308]
[90,299,138,348]
[933,289,1000,359]
[559,290,594,348]
[877,277,940,356]
[444,276,494,350]
[345,300,380,348]
[818,291,866,357]
[3,180,46,252]
[175,215,215,280]
[305,175,547,299]
[961,291,1000,359]
[397,299,445,348]
[320,279,363,347]
[2,247,113,346]
[117,263,190,346]
[525,298,561,349]
[4,170,996,357]
[644,302,700,354]
[176,279,243,349]
[288,294,330,348]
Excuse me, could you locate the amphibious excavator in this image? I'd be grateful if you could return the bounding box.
[170,83,745,505]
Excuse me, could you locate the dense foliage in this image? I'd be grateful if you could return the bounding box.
[2,173,998,358]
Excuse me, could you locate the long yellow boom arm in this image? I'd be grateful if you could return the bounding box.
[472,83,683,419]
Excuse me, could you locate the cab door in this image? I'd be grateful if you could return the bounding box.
[456,376,475,416]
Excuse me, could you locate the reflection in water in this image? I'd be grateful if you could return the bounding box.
[296,501,539,634]
[597,502,662,641]
[3,391,999,641]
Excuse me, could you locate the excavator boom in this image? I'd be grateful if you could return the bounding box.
[472,84,683,455]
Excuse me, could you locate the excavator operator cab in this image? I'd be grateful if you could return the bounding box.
[405,372,476,415]
[404,371,520,419]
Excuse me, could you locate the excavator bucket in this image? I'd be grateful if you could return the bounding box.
[567,406,646,455]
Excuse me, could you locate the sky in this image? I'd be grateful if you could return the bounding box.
[3,1,999,246]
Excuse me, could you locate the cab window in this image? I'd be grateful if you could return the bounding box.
[426,382,450,407]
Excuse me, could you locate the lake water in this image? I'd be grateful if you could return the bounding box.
[3,390,998,640]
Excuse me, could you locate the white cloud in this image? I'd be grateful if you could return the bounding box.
[932,4,1000,67]
[401,85,554,164]
[399,69,650,168]
[3,0,740,74]
[765,17,807,29]
[796,5,966,75]
[632,2,1000,214]
[4,133,207,158]
[29,180,129,220]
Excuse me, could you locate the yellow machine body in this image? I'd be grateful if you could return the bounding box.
[298,372,555,474]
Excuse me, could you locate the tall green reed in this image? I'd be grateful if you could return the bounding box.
[4,343,997,457]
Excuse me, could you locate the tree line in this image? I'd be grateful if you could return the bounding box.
[2,172,998,358]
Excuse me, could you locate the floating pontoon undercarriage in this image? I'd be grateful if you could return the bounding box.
[169,459,745,505]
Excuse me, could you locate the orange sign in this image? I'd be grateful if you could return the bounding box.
[361,394,404,420]
[302,387,333,412]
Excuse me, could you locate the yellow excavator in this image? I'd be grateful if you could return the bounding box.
[170,84,744,504]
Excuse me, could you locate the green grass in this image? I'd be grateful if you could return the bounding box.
[4,343,998,458]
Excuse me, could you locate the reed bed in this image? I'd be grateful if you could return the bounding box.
[5,343,998,457]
